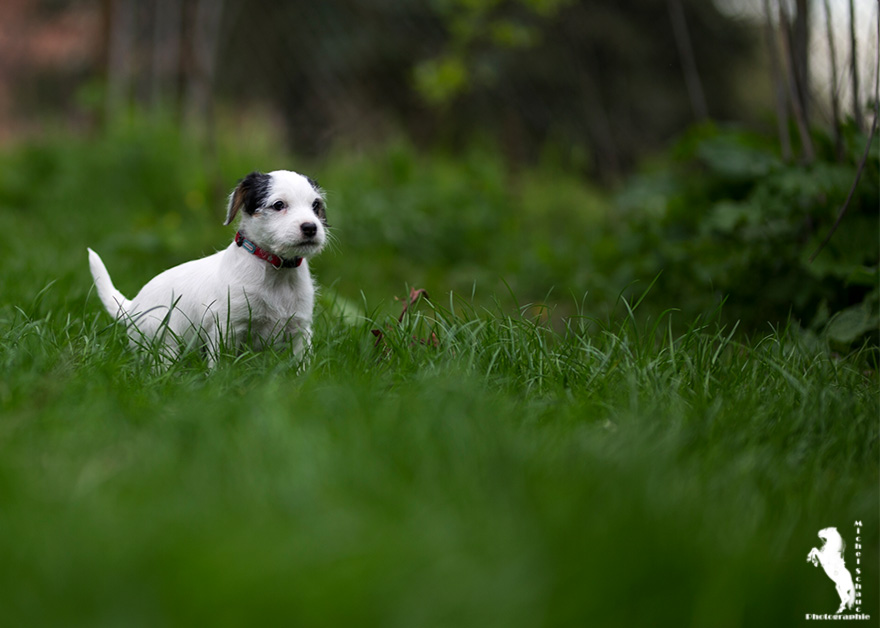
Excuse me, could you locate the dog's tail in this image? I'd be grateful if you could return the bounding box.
[87,248,131,319]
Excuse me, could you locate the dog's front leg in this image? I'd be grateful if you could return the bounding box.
[279,317,312,366]
[196,312,227,369]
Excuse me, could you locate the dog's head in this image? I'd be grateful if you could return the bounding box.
[224,170,328,259]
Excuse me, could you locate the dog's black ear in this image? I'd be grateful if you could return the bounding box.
[312,197,329,227]
[224,172,271,226]
[305,175,329,227]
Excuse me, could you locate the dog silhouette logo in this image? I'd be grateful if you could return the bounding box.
[807,527,856,614]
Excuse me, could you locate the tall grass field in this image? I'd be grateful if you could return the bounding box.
[0,123,877,626]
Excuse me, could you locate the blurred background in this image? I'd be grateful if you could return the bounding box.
[0,0,877,342]
[0,4,878,625]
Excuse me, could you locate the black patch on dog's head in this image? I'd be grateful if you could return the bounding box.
[312,197,328,227]
[305,174,329,227]
[224,171,272,225]
[241,172,272,214]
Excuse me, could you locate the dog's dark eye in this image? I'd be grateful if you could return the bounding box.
[312,199,323,212]
[272,200,285,211]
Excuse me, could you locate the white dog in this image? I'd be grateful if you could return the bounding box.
[88,170,328,364]
[807,527,856,614]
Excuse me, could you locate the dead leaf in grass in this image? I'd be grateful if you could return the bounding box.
[372,288,438,349]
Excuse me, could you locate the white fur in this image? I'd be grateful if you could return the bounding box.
[807,527,856,614]
[88,170,327,364]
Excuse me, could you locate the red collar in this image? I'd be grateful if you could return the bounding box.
[235,232,303,269]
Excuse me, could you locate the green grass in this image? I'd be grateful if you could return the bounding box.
[0,122,877,626]
[2,290,877,626]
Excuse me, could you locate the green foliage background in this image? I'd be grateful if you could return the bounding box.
[2,113,876,347]
[1,0,877,623]
[0,114,877,625]
[614,122,879,348]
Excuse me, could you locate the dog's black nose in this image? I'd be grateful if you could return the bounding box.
[301,222,318,238]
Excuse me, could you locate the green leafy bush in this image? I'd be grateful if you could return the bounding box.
[613,122,879,350]
[0,116,874,354]
[315,140,609,309]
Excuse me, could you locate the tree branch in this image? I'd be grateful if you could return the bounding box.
[809,2,880,263]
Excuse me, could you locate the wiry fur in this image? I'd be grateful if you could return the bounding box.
[88,170,328,364]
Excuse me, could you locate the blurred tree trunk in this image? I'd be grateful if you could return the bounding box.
[823,0,843,160]
[151,0,182,112]
[849,0,863,130]
[792,0,810,119]
[184,0,224,140]
[763,0,791,161]
[667,0,708,121]
[579,63,621,182]
[98,0,113,125]
[105,0,136,120]
[779,0,815,162]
